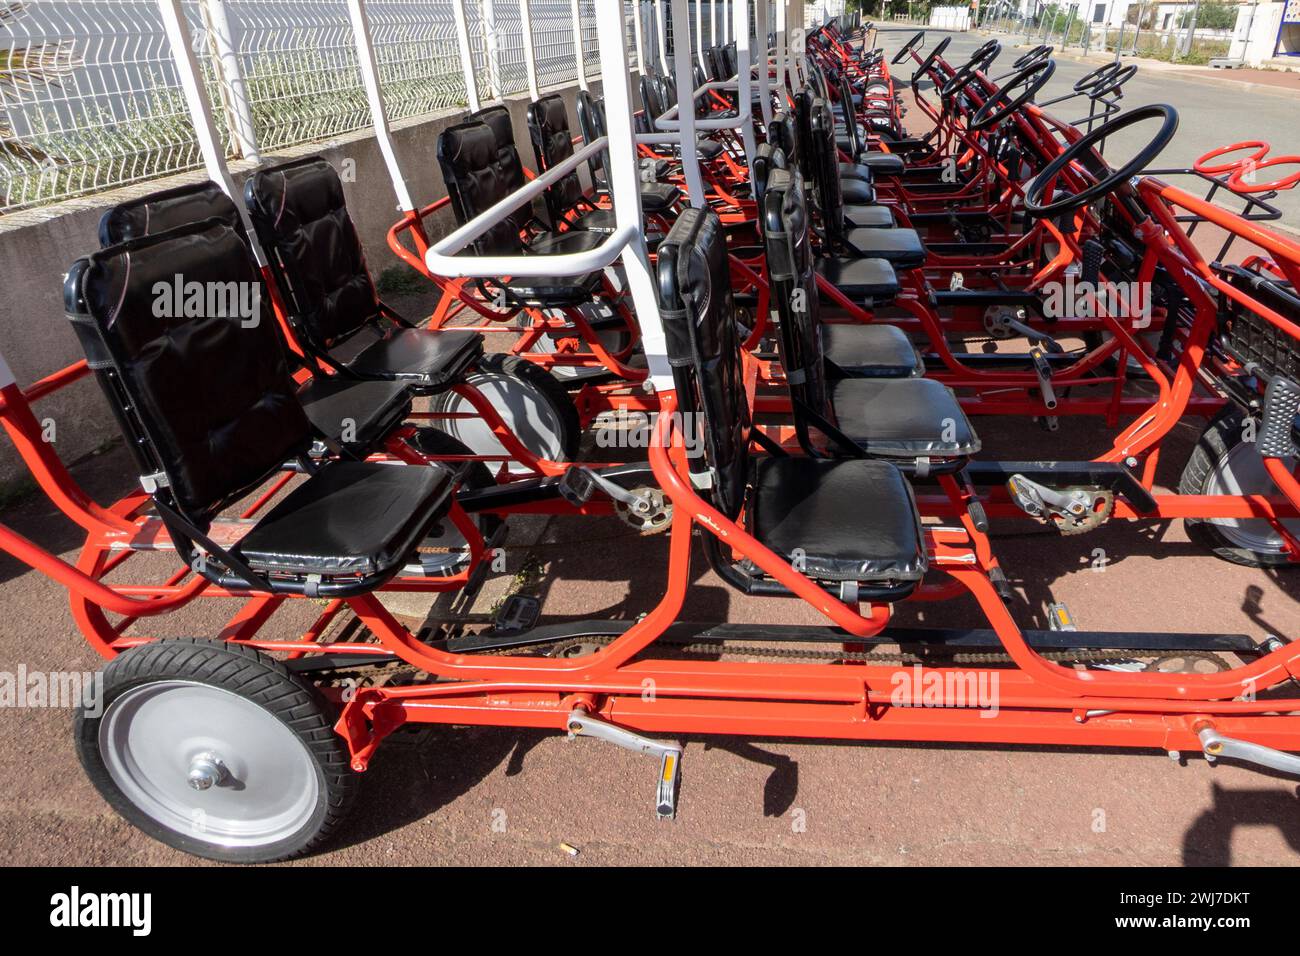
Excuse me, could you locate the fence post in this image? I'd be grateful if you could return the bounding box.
[197,0,259,163]
[1178,0,1201,59]
[1130,0,1144,54]
[480,0,503,100]
[1061,3,1075,47]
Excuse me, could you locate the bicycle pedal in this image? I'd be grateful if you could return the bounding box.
[557,465,598,507]
[494,593,541,633]
[1047,602,1077,632]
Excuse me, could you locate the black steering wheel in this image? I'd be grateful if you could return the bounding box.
[1024,104,1179,217]
[1074,61,1122,93]
[1087,63,1138,99]
[893,30,925,65]
[1014,45,1053,69]
[911,35,952,85]
[940,40,1001,100]
[970,58,1055,131]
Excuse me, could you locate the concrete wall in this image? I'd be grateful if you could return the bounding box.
[0,75,610,491]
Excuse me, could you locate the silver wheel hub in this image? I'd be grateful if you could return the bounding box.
[100,680,320,848]
[1204,442,1300,555]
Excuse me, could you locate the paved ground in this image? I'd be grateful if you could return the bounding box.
[3,30,1300,868]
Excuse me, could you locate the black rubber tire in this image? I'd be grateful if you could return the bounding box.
[75,639,358,864]
[407,426,505,543]
[1179,406,1295,568]
[433,352,581,464]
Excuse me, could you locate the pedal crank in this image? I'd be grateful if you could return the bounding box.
[566,707,683,819]
[1006,474,1113,534]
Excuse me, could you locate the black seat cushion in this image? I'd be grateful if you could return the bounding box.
[844,204,895,229]
[822,323,920,378]
[831,377,980,459]
[696,138,724,159]
[842,226,927,269]
[639,182,682,212]
[859,153,906,176]
[817,256,900,299]
[236,461,454,578]
[839,162,873,182]
[345,327,482,391]
[750,457,926,582]
[501,230,605,306]
[526,93,587,228]
[296,377,411,452]
[841,177,875,205]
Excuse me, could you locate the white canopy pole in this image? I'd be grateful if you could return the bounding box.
[755,0,772,126]
[670,0,704,206]
[631,0,646,78]
[733,0,755,186]
[695,0,706,75]
[155,0,267,265]
[451,0,481,112]
[519,0,538,99]
[773,0,786,100]
[344,0,415,213]
[656,0,669,73]
[571,0,587,89]
[594,0,671,392]
[481,0,503,102]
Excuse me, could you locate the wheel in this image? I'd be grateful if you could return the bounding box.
[1179,406,1300,568]
[406,427,504,574]
[432,353,580,475]
[76,639,357,863]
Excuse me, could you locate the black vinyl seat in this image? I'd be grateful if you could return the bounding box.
[245,157,483,393]
[821,323,920,378]
[844,204,896,228]
[528,92,680,242]
[236,461,451,577]
[434,108,607,307]
[656,206,926,597]
[749,457,927,581]
[808,98,928,270]
[763,166,977,468]
[66,220,456,596]
[99,179,412,455]
[815,256,900,300]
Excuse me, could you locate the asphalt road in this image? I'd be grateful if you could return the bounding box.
[3,32,1300,868]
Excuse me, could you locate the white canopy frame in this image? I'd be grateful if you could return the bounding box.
[155,0,268,266]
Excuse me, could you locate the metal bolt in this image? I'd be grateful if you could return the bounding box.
[187,753,225,791]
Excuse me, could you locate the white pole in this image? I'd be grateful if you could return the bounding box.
[482,0,503,101]
[670,0,705,206]
[452,0,482,112]
[774,0,786,98]
[519,0,538,98]
[571,0,588,89]
[155,0,266,265]
[696,0,707,74]
[656,0,670,72]
[734,0,755,181]
[595,0,671,392]
[345,0,416,213]
[632,0,647,77]
[755,0,772,126]
[199,0,259,163]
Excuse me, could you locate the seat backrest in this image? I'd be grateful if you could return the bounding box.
[576,89,612,191]
[792,88,816,179]
[762,167,838,455]
[471,104,529,194]
[706,45,725,82]
[99,180,247,247]
[837,71,862,159]
[723,42,738,80]
[435,117,530,255]
[656,207,752,520]
[66,220,310,527]
[244,156,384,349]
[526,93,585,228]
[751,143,787,223]
[768,111,800,176]
[640,74,666,123]
[808,97,847,248]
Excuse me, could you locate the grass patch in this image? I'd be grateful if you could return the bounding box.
[375,265,437,298]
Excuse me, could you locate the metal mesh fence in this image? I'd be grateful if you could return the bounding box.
[0,0,660,214]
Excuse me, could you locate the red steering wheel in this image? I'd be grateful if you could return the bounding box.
[1194,141,1270,176]
[1228,155,1300,194]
